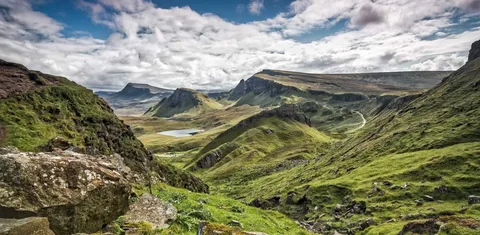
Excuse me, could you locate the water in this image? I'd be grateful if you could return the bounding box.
[157,128,205,137]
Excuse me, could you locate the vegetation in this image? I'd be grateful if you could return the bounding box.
[129,183,313,235]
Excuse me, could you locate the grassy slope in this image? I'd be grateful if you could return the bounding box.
[128,183,313,235]
[182,116,334,202]
[125,105,262,153]
[0,64,209,192]
[0,77,150,168]
[177,59,480,233]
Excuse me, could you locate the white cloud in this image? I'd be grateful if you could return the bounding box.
[410,54,468,71]
[0,0,479,91]
[248,0,264,15]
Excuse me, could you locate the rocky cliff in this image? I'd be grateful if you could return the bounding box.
[469,39,480,62]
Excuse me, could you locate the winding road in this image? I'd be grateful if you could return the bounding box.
[347,111,366,133]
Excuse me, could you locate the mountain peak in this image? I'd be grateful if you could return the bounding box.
[468,39,480,62]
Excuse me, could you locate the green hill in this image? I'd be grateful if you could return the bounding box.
[179,41,480,234]
[0,59,208,193]
[145,88,223,118]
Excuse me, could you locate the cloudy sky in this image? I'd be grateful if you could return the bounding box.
[1,0,479,91]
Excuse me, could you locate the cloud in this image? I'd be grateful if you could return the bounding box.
[0,0,479,91]
[410,54,467,71]
[248,0,264,15]
[350,3,385,28]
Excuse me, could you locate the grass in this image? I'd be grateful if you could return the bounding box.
[128,183,313,235]
[123,105,261,153]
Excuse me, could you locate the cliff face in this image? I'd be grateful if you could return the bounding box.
[469,39,480,62]
[227,79,246,100]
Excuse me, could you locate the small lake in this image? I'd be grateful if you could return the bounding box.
[157,128,205,137]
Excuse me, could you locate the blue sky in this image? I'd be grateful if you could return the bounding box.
[1,0,480,90]
[33,0,292,39]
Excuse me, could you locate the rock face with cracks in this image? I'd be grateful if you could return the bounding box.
[0,147,132,235]
[124,193,177,229]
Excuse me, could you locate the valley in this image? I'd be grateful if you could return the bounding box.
[0,39,478,235]
[100,48,480,234]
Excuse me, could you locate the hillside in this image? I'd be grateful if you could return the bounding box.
[145,88,223,118]
[0,59,209,192]
[190,41,480,234]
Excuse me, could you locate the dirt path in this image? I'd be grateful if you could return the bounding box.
[347,111,366,133]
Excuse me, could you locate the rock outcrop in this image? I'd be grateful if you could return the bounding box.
[237,104,311,128]
[0,147,132,235]
[469,39,480,62]
[123,193,177,229]
[0,217,54,235]
[228,79,246,100]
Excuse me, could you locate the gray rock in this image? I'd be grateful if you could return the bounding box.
[415,200,423,206]
[229,220,244,228]
[434,185,448,193]
[124,193,177,229]
[0,217,54,235]
[0,150,131,235]
[423,195,435,202]
[468,195,480,205]
[382,181,393,186]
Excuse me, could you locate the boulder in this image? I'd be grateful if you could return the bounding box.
[468,195,480,205]
[123,193,177,229]
[398,220,442,235]
[41,136,83,153]
[0,148,132,235]
[423,195,435,202]
[0,217,54,235]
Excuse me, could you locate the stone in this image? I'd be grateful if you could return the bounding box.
[123,193,177,229]
[398,220,442,235]
[434,185,448,193]
[468,195,480,205]
[415,200,423,206]
[423,195,435,202]
[382,181,393,186]
[41,136,84,153]
[229,220,244,228]
[401,182,409,189]
[0,217,55,235]
[0,149,132,235]
[359,218,375,230]
[372,182,378,192]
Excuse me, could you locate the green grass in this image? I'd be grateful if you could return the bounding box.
[130,183,313,235]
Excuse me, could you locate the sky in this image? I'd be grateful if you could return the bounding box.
[0,0,480,91]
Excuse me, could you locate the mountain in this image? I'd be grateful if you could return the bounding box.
[98,83,174,116]
[144,88,222,118]
[109,83,173,101]
[224,70,451,108]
